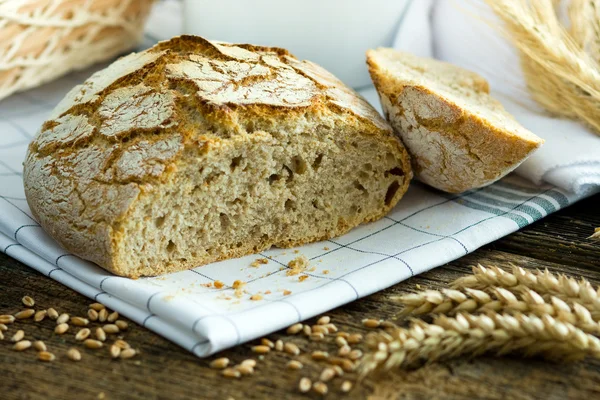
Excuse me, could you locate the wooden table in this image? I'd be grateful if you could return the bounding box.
[2,194,599,400]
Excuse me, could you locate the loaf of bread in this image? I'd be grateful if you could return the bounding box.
[23,36,412,278]
[367,48,544,193]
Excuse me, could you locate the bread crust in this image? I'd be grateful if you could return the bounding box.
[24,36,411,277]
[367,48,543,193]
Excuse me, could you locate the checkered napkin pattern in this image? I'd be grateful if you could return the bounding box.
[0,7,597,356]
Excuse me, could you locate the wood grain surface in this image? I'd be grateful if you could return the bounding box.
[1,194,599,400]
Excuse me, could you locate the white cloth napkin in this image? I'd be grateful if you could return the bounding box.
[0,0,598,357]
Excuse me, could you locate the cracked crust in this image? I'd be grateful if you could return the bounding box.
[367,48,543,193]
[23,35,411,277]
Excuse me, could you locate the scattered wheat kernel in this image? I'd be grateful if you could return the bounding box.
[95,327,106,342]
[312,325,328,334]
[274,339,284,351]
[0,323,7,331]
[71,317,89,326]
[341,359,355,372]
[250,294,263,301]
[214,280,225,289]
[324,323,338,333]
[236,364,254,376]
[87,309,99,321]
[38,351,55,362]
[241,359,256,368]
[286,323,303,335]
[15,309,35,319]
[89,303,105,311]
[252,345,270,354]
[347,333,363,344]
[222,368,241,378]
[338,345,351,357]
[0,331,4,340]
[317,316,331,325]
[33,340,47,352]
[283,290,292,296]
[335,336,348,347]
[67,348,82,361]
[362,319,381,328]
[320,368,336,382]
[34,310,47,322]
[110,344,121,359]
[313,382,328,395]
[103,324,119,334]
[310,332,325,341]
[287,360,303,370]
[0,315,15,324]
[11,329,24,342]
[21,296,35,307]
[336,332,349,339]
[380,320,396,329]
[284,342,300,356]
[56,313,69,324]
[98,309,108,322]
[107,311,119,323]
[333,365,344,376]
[261,338,275,348]
[47,308,58,320]
[114,339,130,349]
[299,378,312,393]
[348,350,363,360]
[75,328,91,341]
[84,339,103,349]
[13,340,31,351]
[120,348,137,359]
[115,320,128,331]
[341,380,353,393]
[298,275,309,282]
[303,325,312,336]
[98,393,105,400]
[210,357,230,369]
[312,351,329,361]
[55,323,69,334]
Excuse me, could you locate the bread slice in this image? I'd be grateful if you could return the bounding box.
[23,36,412,278]
[367,48,543,193]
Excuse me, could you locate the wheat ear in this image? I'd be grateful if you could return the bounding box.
[451,264,600,317]
[393,286,600,334]
[569,0,600,63]
[485,0,600,134]
[359,311,600,376]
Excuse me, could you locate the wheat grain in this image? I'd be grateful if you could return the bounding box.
[317,316,331,325]
[319,368,336,382]
[275,339,284,351]
[251,345,270,354]
[103,324,119,334]
[313,381,328,395]
[590,227,600,239]
[33,340,46,352]
[0,315,15,324]
[0,323,7,331]
[107,311,119,323]
[95,327,106,342]
[110,344,121,358]
[67,348,82,361]
[360,311,600,376]
[222,368,241,379]
[14,309,35,319]
[210,357,230,369]
[484,0,600,134]
[11,330,24,342]
[34,310,47,322]
[284,342,300,356]
[341,380,353,393]
[56,313,69,324]
[241,359,256,368]
[47,308,58,320]
[287,323,303,335]
[89,303,105,311]
[287,360,303,370]
[261,338,275,349]
[13,340,31,351]
[75,328,91,341]
[298,377,312,393]
[312,350,329,361]
[84,339,103,349]
[115,320,128,331]
[22,296,35,307]
[38,351,55,362]
[71,317,89,326]
[55,323,69,334]
[120,348,137,359]
[87,309,99,321]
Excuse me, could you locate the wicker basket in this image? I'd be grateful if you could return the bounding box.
[0,0,155,101]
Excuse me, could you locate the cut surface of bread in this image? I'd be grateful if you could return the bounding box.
[23,36,412,278]
[367,48,544,193]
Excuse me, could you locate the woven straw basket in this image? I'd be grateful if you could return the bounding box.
[0,0,155,101]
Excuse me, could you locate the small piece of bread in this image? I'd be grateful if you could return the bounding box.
[367,48,544,193]
[23,36,411,278]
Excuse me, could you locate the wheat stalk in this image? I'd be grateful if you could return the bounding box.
[451,264,600,317]
[393,286,600,334]
[360,311,600,376]
[485,0,600,134]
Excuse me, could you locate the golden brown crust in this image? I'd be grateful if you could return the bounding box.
[367,48,543,193]
[24,36,411,277]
